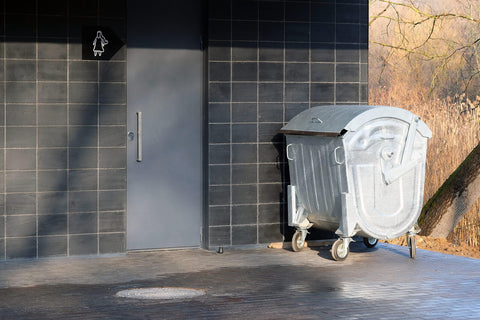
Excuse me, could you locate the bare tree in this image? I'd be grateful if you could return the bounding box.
[370,0,480,98]
[418,143,480,237]
[370,0,480,239]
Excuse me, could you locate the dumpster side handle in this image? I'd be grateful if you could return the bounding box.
[286,144,295,161]
[334,147,345,165]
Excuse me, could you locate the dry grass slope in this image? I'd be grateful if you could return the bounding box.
[370,89,480,249]
[369,0,480,253]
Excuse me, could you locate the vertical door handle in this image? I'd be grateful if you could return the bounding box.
[136,112,143,162]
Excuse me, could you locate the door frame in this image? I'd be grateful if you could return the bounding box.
[201,0,209,249]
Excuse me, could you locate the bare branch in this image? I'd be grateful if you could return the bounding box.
[370,0,480,97]
[369,2,392,26]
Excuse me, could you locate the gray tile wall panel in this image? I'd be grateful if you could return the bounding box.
[69,212,97,234]
[5,149,36,169]
[6,215,36,237]
[209,206,230,226]
[69,234,97,255]
[7,105,36,125]
[37,192,68,214]
[99,212,125,233]
[38,171,68,192]
[5,40,36,59]
[99,168,125,189]
[6,237,36,259]
[207,0,368,248]
[70,170,98,191]
[6,171,36,192]
[99,233,125,254]
[38,236,68,257]
[0,0,127,259]
[38,149,68,169]
[99,148,125,168]
[38,214,68,236]
[232,205,257,225]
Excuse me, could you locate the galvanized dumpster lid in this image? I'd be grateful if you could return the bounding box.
[280,105,432,138]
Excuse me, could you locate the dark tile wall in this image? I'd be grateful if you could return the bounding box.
[0,0,126,259]
[207,0,368,248]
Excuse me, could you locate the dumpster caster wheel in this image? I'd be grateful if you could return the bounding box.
[331,239,349,261]
[292,231,305,252]
[363,237,378,248]
[407,234,416,259]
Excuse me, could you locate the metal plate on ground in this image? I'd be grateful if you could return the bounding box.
[115,287,206,300]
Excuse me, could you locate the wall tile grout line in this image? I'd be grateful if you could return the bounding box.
[256,1,259,245]
[97,0,101,255]
[229,0,233,247]
[66,0,70,257]
[2,0,5,260]
[334,0,337,106]
[35,0,39,258]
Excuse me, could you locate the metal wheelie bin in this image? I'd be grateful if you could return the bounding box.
[280,105,432,261]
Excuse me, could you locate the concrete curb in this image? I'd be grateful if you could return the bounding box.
[268,239,336,249]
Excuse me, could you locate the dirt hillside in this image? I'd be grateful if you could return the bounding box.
[381,236,480,259]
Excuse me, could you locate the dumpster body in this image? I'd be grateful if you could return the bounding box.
[280,105,432,260]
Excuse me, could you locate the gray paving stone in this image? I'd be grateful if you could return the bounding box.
[0,243,478,319]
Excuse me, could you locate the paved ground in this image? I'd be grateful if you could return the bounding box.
[0,242,479,319]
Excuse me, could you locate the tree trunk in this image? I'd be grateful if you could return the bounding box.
[419,143,480,237]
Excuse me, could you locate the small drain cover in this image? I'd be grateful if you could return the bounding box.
[115,287,206,300]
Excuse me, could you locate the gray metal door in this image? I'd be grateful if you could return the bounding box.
[126,1,204,250]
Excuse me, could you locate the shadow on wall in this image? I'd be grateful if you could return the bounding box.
[1,34,127,259]
[271,134,336,243]
[207,0,369,246]
[208,43,367,244]
[271,134,291,241]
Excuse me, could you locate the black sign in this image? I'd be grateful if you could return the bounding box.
[82,26,124,60]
